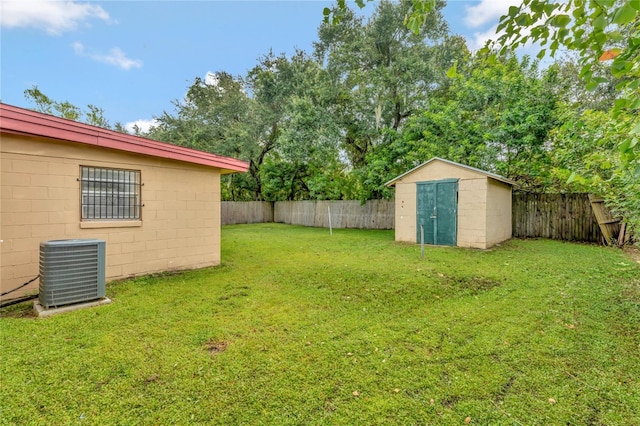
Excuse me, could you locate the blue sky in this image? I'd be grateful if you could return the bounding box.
[1,0,521,132]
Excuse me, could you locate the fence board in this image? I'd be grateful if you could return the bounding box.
[512,193,601,242]
[588,194,621,246]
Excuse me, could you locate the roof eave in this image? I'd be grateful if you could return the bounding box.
[0,103,249,173]
[385,157,515,187]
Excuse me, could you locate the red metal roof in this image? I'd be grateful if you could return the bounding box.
[0,103,249,174]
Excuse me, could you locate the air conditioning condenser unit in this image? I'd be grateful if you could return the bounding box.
[39,239,106,308]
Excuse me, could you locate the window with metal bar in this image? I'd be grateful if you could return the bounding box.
[80,166,141,220]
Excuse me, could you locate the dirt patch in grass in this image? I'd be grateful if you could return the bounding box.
[442,395,461,408]
[143,374,160,385]
[218,292,249,301]
[623,245,640,265]
[494,376,516,404]
[618,247,640,304]
[441,275,502,294]
[218,286,251,301]
[203,340,229,355]
[0,301,36,318]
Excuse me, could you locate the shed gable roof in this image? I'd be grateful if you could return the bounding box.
[0,103,248,174]
[385,157,515,187]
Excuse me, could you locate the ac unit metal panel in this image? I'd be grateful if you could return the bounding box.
[39,239,106,308]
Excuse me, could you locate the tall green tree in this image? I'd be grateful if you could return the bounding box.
[398,53,559,189]
[246,50,348,201]
[323,0,438,34]
[493,0,639,163]
[551,106,639,235]
[315,0,465,199]
[329,0,639,160]
[550,53,621,112]
[262,96,347,200]
[149,72,259,200]
[152,51,346,201]
[23,85,121,130]
[493,0,638,239]
[150,72,250,154]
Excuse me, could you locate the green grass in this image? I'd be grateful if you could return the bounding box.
[2,224,639,425]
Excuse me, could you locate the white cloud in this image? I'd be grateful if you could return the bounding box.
[464,0,520,29]
[461,0,541,52]
[468,25,501,51]
[125,119,158,134]
[0,0,110,35]
[205,71,220,86]
[468,24,542,60]
[95,47,142,70]
[73,42,142,70]
[72,41,84,54]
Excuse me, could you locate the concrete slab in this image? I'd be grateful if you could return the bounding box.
[33,298,112,317]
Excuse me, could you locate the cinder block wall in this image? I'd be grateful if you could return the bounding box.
[393,182,418,242]
[1,134,221,300]
[484,179,512,247]
[456,178,489,249]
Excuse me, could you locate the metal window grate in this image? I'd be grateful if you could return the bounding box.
[80,166,141,220]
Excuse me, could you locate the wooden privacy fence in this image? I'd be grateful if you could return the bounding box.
[221,200,394,229]
[275,200,395,229]
[223,194,606,243]
[221,201,273,225]
[512,193,602,242]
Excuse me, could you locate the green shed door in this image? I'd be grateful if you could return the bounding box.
[416,179,458,246]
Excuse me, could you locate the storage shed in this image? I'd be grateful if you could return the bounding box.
[0,103,248,301]
[385,157,514,249]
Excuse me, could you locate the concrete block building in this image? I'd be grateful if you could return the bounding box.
[0,103,248,300]
[386,157,514,249]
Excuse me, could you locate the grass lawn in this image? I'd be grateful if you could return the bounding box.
[1,224,639,425]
